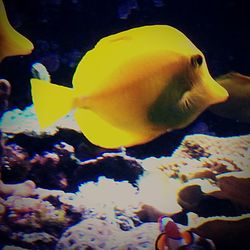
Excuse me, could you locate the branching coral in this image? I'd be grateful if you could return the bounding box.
[75,177,141,229]
[5,195,69,229]
[56,218,160,250]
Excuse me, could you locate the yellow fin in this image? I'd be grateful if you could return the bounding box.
[31,79,74,129]
[0,0,34,61]
[74,108,154,148]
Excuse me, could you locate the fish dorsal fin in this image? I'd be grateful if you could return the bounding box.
[96,25,197,54]
[74,108,156,148]
[72,25,200,96]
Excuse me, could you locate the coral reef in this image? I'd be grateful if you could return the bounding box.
[173,134,250,162]
[56,218,160,250]
[0,128,249,249]
[143,134,250,209]
[1,144,142,192]
[3,246,29,250]
[0,78,11,167]
[75,177,142,230]
[56,218,122,250]
[0,105,80,135]
[10,232,58,249]
[0,79,11,115]
[0,180,36,197]
[136,169,183,214]
[213,171,250,209]
[0,0,249,248]
[187,213,250,249]
[0,181,82,248]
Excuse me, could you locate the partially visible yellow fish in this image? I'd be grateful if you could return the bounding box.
[30,25,228,148]
[210,72,250,123]
[0,0,34,61]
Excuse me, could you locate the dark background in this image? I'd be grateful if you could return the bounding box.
[1,0,250,108]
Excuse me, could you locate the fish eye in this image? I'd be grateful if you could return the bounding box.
[191,55,203,67]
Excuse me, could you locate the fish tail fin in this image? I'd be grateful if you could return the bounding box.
[30,79,75,129]
[0,0,34,61]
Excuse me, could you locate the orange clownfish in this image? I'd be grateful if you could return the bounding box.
[155,216,216,250]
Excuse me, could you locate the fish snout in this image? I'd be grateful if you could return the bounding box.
[206,79,229,105]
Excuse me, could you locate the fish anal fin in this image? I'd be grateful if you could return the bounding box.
[74,108,153,148]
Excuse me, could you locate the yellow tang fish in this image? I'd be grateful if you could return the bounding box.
[31,25,228,148]
[0,0,34,61]
[210,72,250,123]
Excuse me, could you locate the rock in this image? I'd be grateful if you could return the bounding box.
[3,246,30,250]
[0,180,36,197]
[187,213,250,250]
[11,232,58,249]
[173,134,250,162]
[56,218,122,250]
[213,171,250,208]
[56,218,160,250]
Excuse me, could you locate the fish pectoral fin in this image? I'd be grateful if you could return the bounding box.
[178,91,193,111]
[74,108,151,148]
[155,233,166,250]
[31,79,74,129]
